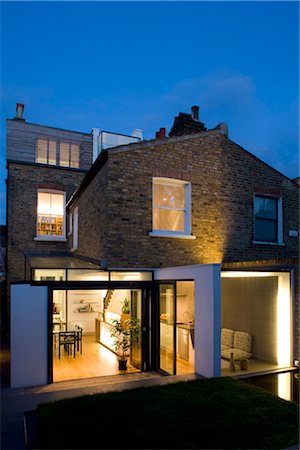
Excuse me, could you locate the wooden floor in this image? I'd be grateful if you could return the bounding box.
[53,335,140,383]
[159,349,195,375]
[54,337,281,382]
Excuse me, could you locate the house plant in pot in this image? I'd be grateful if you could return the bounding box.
[120,298,130,326]
[110,317,140,370]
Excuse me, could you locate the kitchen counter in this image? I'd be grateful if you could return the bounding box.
[176,322,194,330]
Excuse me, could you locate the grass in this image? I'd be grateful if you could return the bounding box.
[37,377,299,449]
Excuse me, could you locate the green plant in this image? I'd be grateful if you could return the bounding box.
[110,318,140,360]
[121,298,130,314]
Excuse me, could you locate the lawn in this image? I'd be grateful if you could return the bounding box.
[37,377,299,449]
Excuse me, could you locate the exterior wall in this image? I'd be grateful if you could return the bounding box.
[154,264,221,378]
[72,132,299,359]
[10,284,48,388]
[68,162,109,263]
[6,119,93,170]
[74,132,299,268]
[6,162,86,284]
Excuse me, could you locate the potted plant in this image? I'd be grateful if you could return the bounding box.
[110,317,140,370]
[120,298,130,326]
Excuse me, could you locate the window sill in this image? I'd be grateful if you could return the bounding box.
[252,241,285,246]
[34,237,67,242]
[149,232,196,239]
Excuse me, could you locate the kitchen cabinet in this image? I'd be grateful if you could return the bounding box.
[176,324,194,362]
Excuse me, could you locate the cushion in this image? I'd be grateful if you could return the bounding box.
[221,328,234,348]
[233,331,252,354]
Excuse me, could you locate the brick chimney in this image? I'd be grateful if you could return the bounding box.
[155,127,166,140]
[15,103,25,121]
[169,106,206,137]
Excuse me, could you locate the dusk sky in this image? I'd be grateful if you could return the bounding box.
[0,1,299,225]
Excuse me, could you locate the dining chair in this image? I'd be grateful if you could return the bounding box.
[58,331,76,358]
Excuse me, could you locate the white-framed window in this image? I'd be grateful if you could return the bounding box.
[253,194,283,244]
[149,178,194,238]
[71,207,79,251]
[60,142,79,168]
[35,190,66,241]
[36,138,57,165]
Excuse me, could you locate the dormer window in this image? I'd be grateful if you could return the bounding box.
[60,142,79,168]
[36,138,57,165]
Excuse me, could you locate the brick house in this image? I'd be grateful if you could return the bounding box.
[6,104,299,389]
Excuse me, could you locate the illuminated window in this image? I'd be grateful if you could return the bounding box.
[36,138,57,165]
[60,142,79,168]
[151,178,191,235]
[254,195,282,243]
[37,191,66,239]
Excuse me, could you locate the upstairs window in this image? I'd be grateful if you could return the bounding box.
[254,195,282,244]
[36,138,56,165]
[60,142,79,168]
[151,178,191,236]
[37,190,66,239]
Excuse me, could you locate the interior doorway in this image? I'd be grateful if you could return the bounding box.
[52,288,144,382]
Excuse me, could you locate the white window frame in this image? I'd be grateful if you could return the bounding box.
[253,194,284,245]
[35,189,67,242]
[149,177,195,239]
[71,206,78,251]
[68,212,73,236]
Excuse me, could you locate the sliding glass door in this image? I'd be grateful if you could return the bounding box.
[158,281,195,376]
[159,283,176,375]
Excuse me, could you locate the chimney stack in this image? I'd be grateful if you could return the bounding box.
[191,105,199,121]
[155,127,166,140]
[15,103,25,121]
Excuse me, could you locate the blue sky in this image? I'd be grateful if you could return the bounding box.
[0,1,299,224]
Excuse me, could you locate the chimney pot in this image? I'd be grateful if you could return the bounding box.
[191,105,199,121]
[15,103,25,120]
[156,127,166,140]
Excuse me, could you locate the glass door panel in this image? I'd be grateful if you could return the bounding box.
[130,290,142,369]
[159,284,175,375]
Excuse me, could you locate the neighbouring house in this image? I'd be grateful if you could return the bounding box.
[6,103,299,393]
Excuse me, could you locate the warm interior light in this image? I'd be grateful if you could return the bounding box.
[221,271,278,278]
[100,321,116,350]
[278,372,291,401]
[277,274,290,366]
[38,192,64,216]
[221,270,291,368]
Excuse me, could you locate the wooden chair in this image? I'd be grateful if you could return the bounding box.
[75,325,83,354]
[58,331,76,358]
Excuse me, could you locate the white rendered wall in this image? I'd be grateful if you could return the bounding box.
[154,264,221,378]
[11,284,48,388]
